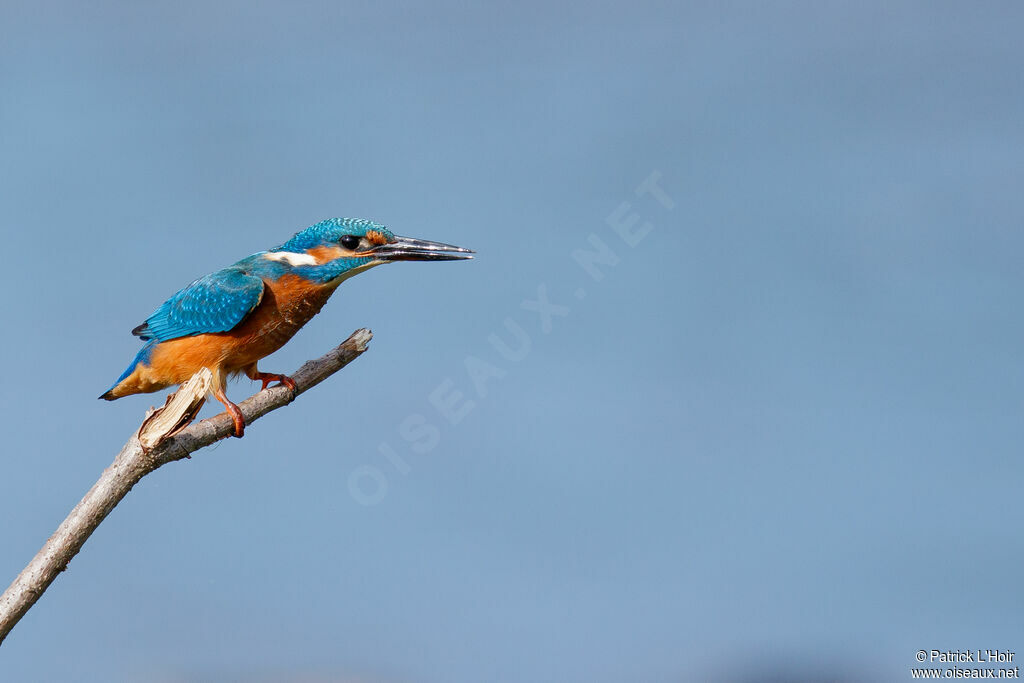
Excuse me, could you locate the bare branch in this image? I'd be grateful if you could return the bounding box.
[0,328,373,645]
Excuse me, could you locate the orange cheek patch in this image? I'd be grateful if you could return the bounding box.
[366,230,389,246]
[307,245,346,262]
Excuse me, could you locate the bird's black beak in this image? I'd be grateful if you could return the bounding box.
[374,236,475,262]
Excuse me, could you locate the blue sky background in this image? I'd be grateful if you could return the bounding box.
[2,2,1023,681]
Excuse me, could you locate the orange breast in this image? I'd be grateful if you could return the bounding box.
[220,273,340,370]
[136,274,339,390]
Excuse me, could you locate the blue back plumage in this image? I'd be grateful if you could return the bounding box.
[133,267,264,341]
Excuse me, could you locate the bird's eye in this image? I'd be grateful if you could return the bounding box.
[340,235,361,250]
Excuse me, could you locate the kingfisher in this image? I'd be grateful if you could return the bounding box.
[101,217,473,437]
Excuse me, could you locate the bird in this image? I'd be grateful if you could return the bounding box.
[101,217,473,437]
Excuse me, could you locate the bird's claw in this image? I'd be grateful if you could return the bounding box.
[256,372,297,393]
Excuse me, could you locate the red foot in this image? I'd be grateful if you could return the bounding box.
[253,372,297,392]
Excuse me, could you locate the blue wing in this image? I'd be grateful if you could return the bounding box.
[132,267,265,341]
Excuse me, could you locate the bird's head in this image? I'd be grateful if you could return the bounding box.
[266,218,473,281]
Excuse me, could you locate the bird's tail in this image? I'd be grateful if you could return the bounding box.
[100,340,158,400]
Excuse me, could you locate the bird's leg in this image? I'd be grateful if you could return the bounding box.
[213,387,246,438]
[245,365,297,392]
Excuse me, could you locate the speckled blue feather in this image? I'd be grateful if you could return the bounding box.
[272,218,392,253]
[133,267,264,341]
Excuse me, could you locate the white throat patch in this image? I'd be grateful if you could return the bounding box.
[264,251,319,267]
